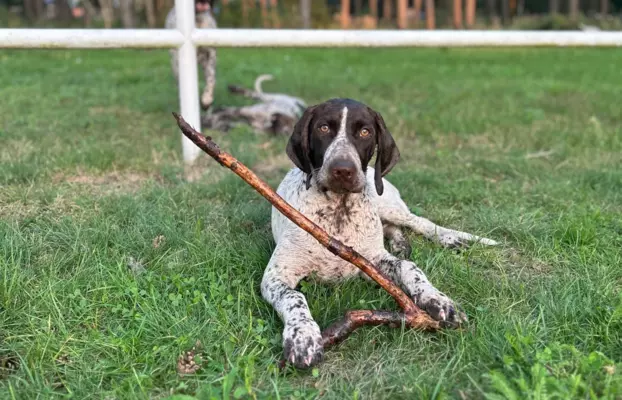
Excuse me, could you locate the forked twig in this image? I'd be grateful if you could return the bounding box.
[172,113,440,350]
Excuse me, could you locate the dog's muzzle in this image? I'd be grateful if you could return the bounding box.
[325,158,364,193]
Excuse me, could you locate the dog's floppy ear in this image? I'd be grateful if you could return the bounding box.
[286,105,317,188]
[371,109,400,196]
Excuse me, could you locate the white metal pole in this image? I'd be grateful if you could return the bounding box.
[175,0,202,164]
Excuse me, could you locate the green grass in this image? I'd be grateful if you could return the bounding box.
[1,47,621,399]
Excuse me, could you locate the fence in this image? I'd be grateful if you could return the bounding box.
[2,0,622,163]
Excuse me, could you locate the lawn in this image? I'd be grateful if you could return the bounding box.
[1,46,621,399]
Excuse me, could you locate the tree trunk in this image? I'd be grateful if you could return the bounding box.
[35,0,44,20]
[516,0,525,16]
[82,0,97,27]
[24,0,37,21]
[487,0,496,21]
[465,0,475,27]
[569,0,579,20]
[144,0,156,27]
[354,0,363,15]
[341,0,351,28]
[300,0,311,28]
[120,0,134,28]
[270,0,281,28]
[259,0,269,27]
[397,0,407,28]
[601,0,608,14]
[425,0,435,29]
[155,0,167,22]
[500,0,509,25]
[242,0,249,26]
[413,0,422,22]
[383,0,392,21]
[370,0,378,18]
[100,0,115,28]
[452,0,462,28]
[549,0,558,15]
[56,0,72,21]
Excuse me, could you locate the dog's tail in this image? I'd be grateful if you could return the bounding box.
[228,74,274,100]
[254,74,274,95]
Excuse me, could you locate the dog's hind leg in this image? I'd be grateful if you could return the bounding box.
[371,171,499,248]
[383,223,412,259]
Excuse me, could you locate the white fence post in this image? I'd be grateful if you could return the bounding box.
[175,0,202,164]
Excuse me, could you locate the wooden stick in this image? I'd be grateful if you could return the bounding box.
[172,113,440,346]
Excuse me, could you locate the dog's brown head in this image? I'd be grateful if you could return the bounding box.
[286,98,399,196]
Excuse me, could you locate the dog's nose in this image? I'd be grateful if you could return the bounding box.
[330,160,357,182]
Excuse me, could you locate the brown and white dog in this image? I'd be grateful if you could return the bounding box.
[166,0,218,111]
[262,98,498,369]
[202,74,307,135]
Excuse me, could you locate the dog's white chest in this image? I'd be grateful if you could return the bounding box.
[271,170,384,282]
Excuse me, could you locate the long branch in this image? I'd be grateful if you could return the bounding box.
[172,113,440,334]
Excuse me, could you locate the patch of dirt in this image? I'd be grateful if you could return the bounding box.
[52,170,160,195]
[252,153,293,176]
[0,138,35,163]
[0,193,81,220]
[1,170,160,220]
[88,106,134,117]
[504,248,554,276]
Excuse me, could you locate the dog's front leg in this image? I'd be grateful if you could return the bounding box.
[373,252,467,327]
[261,259,323,369]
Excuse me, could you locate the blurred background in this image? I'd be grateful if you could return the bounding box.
[1,0,621,31]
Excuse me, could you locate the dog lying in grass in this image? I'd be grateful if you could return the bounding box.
[261,98,498,368]
[202,74,307,136]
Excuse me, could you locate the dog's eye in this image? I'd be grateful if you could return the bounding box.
[359,128,370,138]
[319,125,330,133]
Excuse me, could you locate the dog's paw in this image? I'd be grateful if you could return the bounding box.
[388,238,412,259]
[282,321,324,369]
[416,288,467,328]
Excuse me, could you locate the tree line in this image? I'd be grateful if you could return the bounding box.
[2,0,620,29]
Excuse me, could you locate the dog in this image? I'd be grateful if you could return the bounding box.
[261,98,498,369]
[228,74,307,119]
[166,0,217,111]
[202,74,307,135]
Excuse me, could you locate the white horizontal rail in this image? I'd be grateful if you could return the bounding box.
[192,29,622,47]
[0,29,184,48]
[2,29,622,49]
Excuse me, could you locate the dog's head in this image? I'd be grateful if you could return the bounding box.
[286,98,400,196]
[195,0,216,13]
